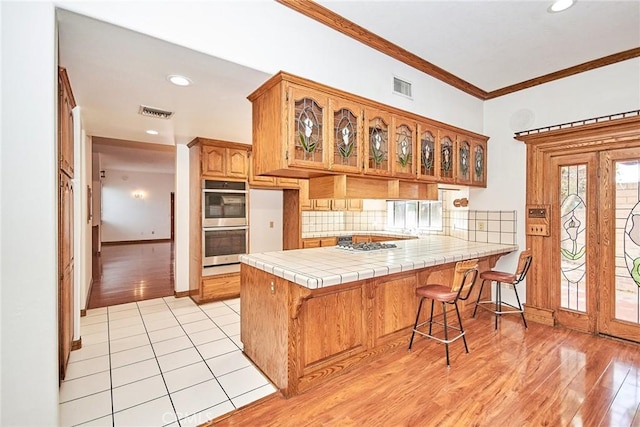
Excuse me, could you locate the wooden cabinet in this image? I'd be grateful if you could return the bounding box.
[248,71,489,190]
[417,120,439,182]
[302,237,338,248]
[456,134,472,185]
[391,115,417,179]
[363,106,392,177]
[201,272,240,301]
[58,69,75,178]
[471,138,487,187]
[249,154,299,189]
[330,199,362,211]
[329,97,363,174]
[202,144,248,179]
[188,137,251,304]
[439,130,456,184]
[58,68,76,382]
[287,84,329,171]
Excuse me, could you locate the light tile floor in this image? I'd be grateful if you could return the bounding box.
[59,297,276,426]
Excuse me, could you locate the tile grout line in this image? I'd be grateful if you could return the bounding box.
[134,299,181,427]
[164,298,236,415]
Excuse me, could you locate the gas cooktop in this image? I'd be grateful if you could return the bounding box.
[337,242,398,251]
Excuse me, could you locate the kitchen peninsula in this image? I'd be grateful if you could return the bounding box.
[239,236,517,397]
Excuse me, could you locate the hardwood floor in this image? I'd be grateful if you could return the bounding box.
[87,241,174,308]
[212,313,640,426]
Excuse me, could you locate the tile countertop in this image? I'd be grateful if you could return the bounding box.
[240,236,518,289]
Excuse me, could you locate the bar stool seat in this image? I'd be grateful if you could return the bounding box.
[408,259,479,366]
[473,249,532,330]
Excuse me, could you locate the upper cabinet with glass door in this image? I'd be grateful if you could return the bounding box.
[391,115,417,179]
[455,133,488,187]
[439,130,456,184]
[287,84,329,171]
[471,138,487,187]
[456,135,472,185]
[417,120,439,182]
[328,97,362,174]
[364,107,392,177]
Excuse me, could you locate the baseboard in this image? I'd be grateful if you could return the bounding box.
[174,290,191,298]
[523,304,555,326]
[71,337,82,351]
[102,238,172,246]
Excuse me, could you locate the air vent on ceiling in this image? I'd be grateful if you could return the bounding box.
[393,77,412,98]
[138,105,174,120]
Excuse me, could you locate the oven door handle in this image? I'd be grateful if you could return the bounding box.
[203,226,248,232]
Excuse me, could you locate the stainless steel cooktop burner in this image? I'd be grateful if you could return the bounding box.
[337,242,397,251]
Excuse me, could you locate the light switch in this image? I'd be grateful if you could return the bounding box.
[269,221,274,228]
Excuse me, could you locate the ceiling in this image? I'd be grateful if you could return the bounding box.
[57,1,639,174]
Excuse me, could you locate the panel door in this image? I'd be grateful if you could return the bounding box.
[599,147,640,342]
[549,153,599,333]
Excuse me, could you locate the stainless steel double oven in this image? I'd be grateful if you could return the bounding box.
[202,180,248,267]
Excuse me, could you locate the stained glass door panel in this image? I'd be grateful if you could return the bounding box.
[599,148,640,343]
[552,153,598,333]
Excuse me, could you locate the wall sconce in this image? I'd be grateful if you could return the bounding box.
[453,198,468,207]
[133,191,145,199]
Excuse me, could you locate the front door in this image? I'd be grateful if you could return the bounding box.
[599,148,640,342]
[549,149,640,342]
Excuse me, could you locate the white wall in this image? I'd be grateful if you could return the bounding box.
[249,189,283,253]
[174,144,190,293]
[1,2,59,425]
[58,1,484,134]
[101,169,175,242]
[477,58,640,301]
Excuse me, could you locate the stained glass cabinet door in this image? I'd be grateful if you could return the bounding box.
[287,85,328,170]
[328,97,362,174]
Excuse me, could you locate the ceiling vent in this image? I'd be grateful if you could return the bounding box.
[393,77,412,98]
[138,105,174,120]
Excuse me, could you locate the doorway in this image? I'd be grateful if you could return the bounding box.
[519,114,640,343]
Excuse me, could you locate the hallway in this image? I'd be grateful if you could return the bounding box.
[88,241,175,309]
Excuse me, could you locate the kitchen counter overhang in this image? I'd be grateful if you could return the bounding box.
[239,236,517,397]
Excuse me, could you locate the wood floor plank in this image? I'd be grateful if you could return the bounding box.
[212,316,640,426]
[87,241,174,308]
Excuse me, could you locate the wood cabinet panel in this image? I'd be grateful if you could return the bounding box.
[373,273,418,343]
[202,145,248,179]
[202,145,226,177]
[58,68,75,178]
[201,272,240,301]
[227,149,249,179]
[302,237,337,248]
[301,287,365,368]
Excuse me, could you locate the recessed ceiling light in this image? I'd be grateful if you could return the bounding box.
[146,130,159,135]
[167,74,192,87]
[548,0,576,13]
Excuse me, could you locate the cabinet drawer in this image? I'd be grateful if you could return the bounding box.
[201,272,240,302]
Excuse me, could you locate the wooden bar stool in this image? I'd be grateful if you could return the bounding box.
[408,259,479,366]
[472,250,532,329]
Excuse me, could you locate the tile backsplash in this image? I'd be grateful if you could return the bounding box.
[301,191,517,246]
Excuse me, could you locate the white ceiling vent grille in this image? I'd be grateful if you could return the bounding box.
[393,77,412,98]
[139,105,174,120]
